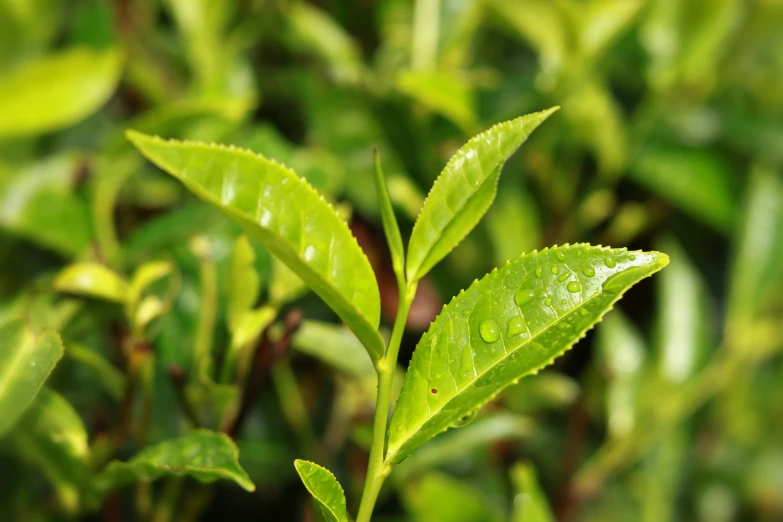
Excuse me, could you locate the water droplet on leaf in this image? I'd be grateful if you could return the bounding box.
[479,320,500,343]
[567,281,581,293]
[582,265,595,277]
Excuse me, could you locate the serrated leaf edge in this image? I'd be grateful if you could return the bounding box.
[294,459,347,522]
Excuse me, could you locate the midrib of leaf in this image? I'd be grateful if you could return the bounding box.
[387,246,668,462]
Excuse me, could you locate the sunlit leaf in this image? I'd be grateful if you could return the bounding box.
[54,263,129,303]
[12,388,89,512]
[0,47,122,139]
[510,462,555,522]
[126,131,385,361]
[294,460,348,522]
[406,108,558,282]
[630,146,737,232]
[397,70,477,132]
[0,319,64,436]
[388,245,668,462]
[96,429,254,492]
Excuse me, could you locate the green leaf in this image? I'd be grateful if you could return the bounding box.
[0,47,122,139]
[597,311,646,438]
[126,131,385,362]
[127,260,174,315]
[397,70,477,133]
[373,148,406,285]
[387,244,668,463]
[510,462,555,522]
[403,472,502,522]
[292,320,375,381]
[53,263,129,303]
[12,388,89,513]
[294,460,348,522]
[0,319,64,436]
[405,108,558,282]
[630,146,737,232]
[228,235,261,332]
[655,237,709,383]
[96,429,254,492]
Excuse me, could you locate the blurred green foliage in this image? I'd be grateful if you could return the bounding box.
[0,0,781,521]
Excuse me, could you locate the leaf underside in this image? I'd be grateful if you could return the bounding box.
[294,459,348,522]
[387,244,668,463]
[126,131,385,361]
[406,107,559,282]
[0,320,65,436]
[97,429,255,492]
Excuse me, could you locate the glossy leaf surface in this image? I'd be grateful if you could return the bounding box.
[126,131,385,361]
[388,245,668,462]
[0,47,122,139]
[294,460,348,522]
[97,429,254,492]
[0,319,64,436]
[406,108,558,282]
[12,388,88,512]
[54,263,129,303]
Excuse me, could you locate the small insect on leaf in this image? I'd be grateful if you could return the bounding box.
[387,244,668,463]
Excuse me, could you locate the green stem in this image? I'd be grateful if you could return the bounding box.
[411,0,440,71]
[356,282,417,522]
[194,254,218,379]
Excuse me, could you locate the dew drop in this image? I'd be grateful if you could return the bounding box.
[515,288,536,307]
[582,265,595,277]
[557,272,570,282]
[561,299,567,304]
[535,266,543,279]
[507,315,526,337]
[567,281,581,293]
[545,297,553,306]
[629,254,636,261]
[479,320,500,343]
[555,248,567,261]
[551,265,560,275]
[579,308,589,316]
[604,257,616,268]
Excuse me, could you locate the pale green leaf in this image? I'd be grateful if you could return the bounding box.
[0,319,64,436]
[0,47,122,139]
[630,147,737,232]
[397,70,477,132]
[294,460,348,522]
[12,388,89,512]
[388,244,668,462]
[405,108,558,282]
[126,131,385,361]
[510,462,555,522]
[597,311,646,438]
[575,0,645,59]
[291,320,375,381]
[133,296,169,331]
[655,237,709,383]
[374,149,406,285]
[128,261,174,312]
[403,472,502,522]
[54,263,129,303]
[96,429,255,492]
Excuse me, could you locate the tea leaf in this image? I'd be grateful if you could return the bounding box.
[294,460,348,522]
[510,463,554,522]
[54,263,129,303]
[292,320,375,381]
[126,131,385,361]
[403,472,502,522]
[373,149,406,284]
[12,388,88,513]
[406,108,558,282]
[0,319,64,436]
[0,47,122,139]
[97,429,254,492]
[387,245,668,462]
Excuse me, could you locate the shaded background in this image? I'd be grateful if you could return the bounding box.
[1,0,782,521]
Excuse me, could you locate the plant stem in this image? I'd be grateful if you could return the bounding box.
[356,282,417,522]
[411,0,440,71]
[193,247,218,378]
